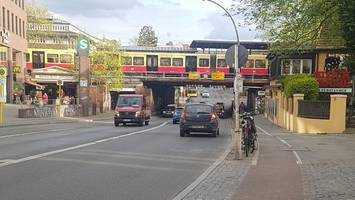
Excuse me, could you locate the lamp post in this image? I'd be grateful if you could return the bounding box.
[202,0,242,159]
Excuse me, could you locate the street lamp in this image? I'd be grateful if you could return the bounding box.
[202,0,242,159]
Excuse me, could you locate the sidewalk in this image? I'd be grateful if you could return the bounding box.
[1,104,114,127]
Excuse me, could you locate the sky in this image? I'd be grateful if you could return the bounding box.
[36,0,262,46]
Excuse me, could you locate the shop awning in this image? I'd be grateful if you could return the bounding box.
[25,79,45,90]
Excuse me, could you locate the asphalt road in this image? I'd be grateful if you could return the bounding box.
[0,115,232,200]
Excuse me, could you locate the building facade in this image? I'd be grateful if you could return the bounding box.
[0,0,28,103]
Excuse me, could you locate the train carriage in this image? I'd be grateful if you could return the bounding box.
[26,48,76,70]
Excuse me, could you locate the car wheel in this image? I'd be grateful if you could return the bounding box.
[114,121,119,127]
[145,120,149,125]
[211,130,217,137]
[138,120,144,126]
[180,130,185,137]
[123,122,126,126]
[173,120,177,124]
[217,129,220,135]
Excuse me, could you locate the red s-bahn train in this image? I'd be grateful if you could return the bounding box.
[120,46,269,78]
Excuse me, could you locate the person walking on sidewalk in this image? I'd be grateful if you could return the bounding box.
[42,93,48,105]
[239,101,246,114]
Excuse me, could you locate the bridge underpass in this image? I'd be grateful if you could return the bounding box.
[142,76,269,115]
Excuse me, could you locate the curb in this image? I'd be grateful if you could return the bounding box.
[0,120,75,128]
[172,129,237,200]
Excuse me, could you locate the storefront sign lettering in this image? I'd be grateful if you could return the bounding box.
[314,71,352,88]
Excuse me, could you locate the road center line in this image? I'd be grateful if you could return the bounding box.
[0,128,74,139]
[0,121,168,168]
[256,125,272,136]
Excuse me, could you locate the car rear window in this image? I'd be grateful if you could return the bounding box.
[185,105,212,114]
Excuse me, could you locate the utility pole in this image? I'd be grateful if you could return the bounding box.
[202,0,242,159]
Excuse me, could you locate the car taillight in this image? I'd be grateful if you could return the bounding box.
[211,113,217,121]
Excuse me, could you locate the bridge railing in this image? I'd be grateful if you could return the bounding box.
[123,72,236,80]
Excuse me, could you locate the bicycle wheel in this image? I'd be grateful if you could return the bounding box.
[244,132,249,157]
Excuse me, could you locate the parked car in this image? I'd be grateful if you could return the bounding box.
[173,107,184,124]
[179,103,219,137]
[215,102,225,118]
[201,90,210,98]
[161,104,176,118]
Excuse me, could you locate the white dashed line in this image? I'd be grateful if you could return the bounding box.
[293,151,303,165]
[0,121,168,168]
[256,125,272,136]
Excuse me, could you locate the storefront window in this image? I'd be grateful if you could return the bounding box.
[281,59,291,75]
[292,59,301,74]
[281,59,312,75]
[60,54,73,63]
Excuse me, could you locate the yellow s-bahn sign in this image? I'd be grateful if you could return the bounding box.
[188,72,200,80]
[211,72,225,80]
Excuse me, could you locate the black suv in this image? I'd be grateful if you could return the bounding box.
[179,103,219,137]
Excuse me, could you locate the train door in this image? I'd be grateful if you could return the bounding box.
[146,55,158,71]
[210,54,216,72]
[185,56,197,72]
[32,51,45,69]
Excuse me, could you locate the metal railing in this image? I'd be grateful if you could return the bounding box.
[123,72,236,80]
[298,100,330,119]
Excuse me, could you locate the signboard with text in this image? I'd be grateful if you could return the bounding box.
[188,72,200,80]
[13,66,21,74]
[0,68,7,103]
[77,36,90,56]
[314,71,352,88]
[319,88,352,93]
[211,72,225,80]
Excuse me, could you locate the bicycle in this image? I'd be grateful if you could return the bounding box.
[241,112,258,157]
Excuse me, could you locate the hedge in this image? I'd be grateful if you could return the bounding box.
[281,75,319,100]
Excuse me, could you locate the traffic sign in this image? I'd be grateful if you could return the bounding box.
[258,91,266,96]
[225,45,248,68]
[57,79,63,86]
[77,36,90,56]
[188,72,200,80]
[0,79,6,103]
[13,66,21,74]
[211,72,225,80]
[0,67,6,77]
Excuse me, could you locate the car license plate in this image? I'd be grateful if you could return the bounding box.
[192,125,204,129]
[123,119,131,122]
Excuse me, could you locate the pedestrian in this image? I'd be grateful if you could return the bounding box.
[239,101,246,114]
[42,93,48,104]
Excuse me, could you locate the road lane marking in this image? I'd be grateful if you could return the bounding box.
[0,121,169,168]
[293,151,303,165]
[256,124,303,165]
[40,157,188,172]
[256,125,272,136]
[0,128,74,139]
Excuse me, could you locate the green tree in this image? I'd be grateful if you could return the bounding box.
[231,0,343,52]
[137,26,158,47]
[338,0,355,74]
[26,0,53,41]
[91,38,124,90]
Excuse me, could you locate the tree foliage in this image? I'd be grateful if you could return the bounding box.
[281,75,319,100]
[137,26,158,47]
[231,0,343,52]
[338,0,355,74]
[91,38,123,90]
[26,0,53,40]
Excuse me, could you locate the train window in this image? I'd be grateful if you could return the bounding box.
[60,54,73,63]
[123,56,132,65]
[160,57,171,66]
[199,58,209,67]
[217,59,227,67]
[255,60,266,68]
[172,58,183,66]
[25,53,30,62]
[245,59,254,68]
[133,57,144,65]
[47,54,59,63]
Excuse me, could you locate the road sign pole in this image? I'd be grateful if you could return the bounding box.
[234,44,242,160]
[57,84,62,119]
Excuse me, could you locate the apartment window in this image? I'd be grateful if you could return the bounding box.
[160,57,171,66]
[122,57,132,65]
[7,10,9,30]
[60,54,73,63]
[217,59,227,67]
[22,0,25,9]
[22,21,25,38]
[255,59,266,68]
[19,18,21,36]
[15,0,17,5]
[11,13,14,32]
[47,54,59,63]
[0,51,6,62]
[245,59,254,68]
[133,57,144,65]
[2,7,5,28]
[25,53,30,62]
[18,0,21,8]
[172,58,183,66]
[15,16,18,35]
[199,58,209,67]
